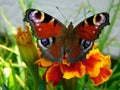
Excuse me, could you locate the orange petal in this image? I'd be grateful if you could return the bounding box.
[82,54,103,77]
[86,49,103,59]
[92,43,98,49]
[60,61,85,79]
[35,58,53,67]
[46,63,63,87]
[90,67,112,86]
[62,56,70,66]
[103,55,111,68]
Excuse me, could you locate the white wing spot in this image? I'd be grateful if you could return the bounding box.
[36,23,40,26]
[95,26,98,29]
[93,31,95,33]
[38,28,41,31]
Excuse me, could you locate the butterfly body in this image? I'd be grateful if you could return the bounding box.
[24,9,110,63]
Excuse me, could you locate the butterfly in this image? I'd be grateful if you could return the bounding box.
[24,9,110,63]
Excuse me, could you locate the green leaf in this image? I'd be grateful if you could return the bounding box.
[2,84,9,90]
[39,79,46,90]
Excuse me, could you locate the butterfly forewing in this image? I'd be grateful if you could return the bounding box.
[75,13,110,41]
[24,9,65,38]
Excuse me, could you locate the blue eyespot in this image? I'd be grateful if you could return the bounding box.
[41,38,50,48]
[37,37,55,50]
[82,40,91,50]
[80,39,93,52]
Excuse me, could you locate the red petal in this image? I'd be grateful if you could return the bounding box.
[90,67,112,86]
[82,55,103,77]
[46,63,63,87]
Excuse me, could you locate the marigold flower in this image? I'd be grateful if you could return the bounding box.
[15,25,39,65]
[82,48,112,86]
[35,43,112,87]
[15,25,112,90]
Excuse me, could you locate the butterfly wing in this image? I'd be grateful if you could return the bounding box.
[24,9,66,62]
[37,38,64,62]
[68,39,94,62]
[68,13,110,62]
[24,10,110,63]
[24,9,65,38]
[75,12,110,41]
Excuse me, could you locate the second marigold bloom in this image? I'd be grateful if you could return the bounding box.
[15,26,40,90]
[35,44,112,87]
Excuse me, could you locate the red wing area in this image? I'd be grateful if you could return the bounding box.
[68,43,85,62]
[49,41,63,59]
[75,13,109,41]
[70,44,81,58]
[37,38,64,62]
[24,9,65,39]
[76,23,100,41]
[34,21,63,38]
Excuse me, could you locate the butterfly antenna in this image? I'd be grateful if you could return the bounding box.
[73,10,91,23]
[56,6,69,23]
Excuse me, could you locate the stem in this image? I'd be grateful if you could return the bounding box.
[62,78,78,90]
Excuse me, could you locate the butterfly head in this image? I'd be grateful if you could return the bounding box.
[67,22,74,30]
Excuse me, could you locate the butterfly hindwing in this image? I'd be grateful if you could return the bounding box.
[68,39,94,62]
[37,38,64,62]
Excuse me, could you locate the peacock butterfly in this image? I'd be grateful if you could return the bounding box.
[24,9,110,63]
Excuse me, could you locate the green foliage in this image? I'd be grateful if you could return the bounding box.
[0,0,120,90]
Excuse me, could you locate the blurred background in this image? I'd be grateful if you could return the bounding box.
[0,0,120,58]
[0,0,120,90]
